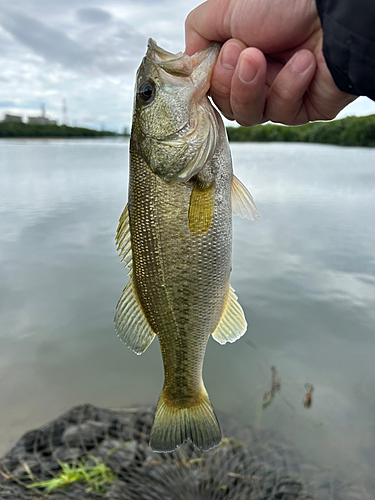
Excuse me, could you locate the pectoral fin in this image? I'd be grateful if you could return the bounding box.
[189,182,215,236]
[115,279,156,355]
[212,285,247,344]
[231,175,259,221]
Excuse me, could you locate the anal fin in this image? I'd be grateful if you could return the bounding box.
[212,285,247,345]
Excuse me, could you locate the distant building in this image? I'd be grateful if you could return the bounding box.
[27,103,57,126]
[27,116,57,125]
[3,114,23,123]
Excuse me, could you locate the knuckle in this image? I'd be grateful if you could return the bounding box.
[223,113,235,121]
[234,107,263,127]
[264,106,297,125]
[271,85,294,104]
[231,95,264,127]
[265,87,301,124]
[210,80,231,100]
[236,116,260,127]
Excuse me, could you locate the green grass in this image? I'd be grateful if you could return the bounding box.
[27,455,117,493]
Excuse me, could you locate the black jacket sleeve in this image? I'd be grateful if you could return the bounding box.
[315,0,375,100]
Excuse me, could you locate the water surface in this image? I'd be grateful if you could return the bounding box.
[1,138,374,493]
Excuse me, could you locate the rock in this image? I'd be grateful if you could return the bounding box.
[53,445,83,462]
[93,438,138,471]
[62,421,108,449]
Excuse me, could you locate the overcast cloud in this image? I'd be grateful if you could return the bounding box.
[0,0,374,132]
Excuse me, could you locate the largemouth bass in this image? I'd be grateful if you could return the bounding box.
[115,39,258,453]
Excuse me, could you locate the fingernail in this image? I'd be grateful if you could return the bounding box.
[221,42,241,70]
[238,55,257,84]
[291,51,312,74]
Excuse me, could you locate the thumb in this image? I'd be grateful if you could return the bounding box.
[185,0,230,55]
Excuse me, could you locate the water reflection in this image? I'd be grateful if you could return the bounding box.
[1,139,375,492]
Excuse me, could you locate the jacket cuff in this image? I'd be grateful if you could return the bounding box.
[316,0,375,100]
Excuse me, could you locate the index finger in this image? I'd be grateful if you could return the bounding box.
[185,0,230,55]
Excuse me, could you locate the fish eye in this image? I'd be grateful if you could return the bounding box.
[137,81,155,103]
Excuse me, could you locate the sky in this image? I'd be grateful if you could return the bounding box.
[0,0,374,132]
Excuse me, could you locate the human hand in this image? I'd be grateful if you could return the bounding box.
[185,0,356,126]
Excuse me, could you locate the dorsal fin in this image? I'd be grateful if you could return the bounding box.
[211,285,247,344]
[231,175,259,221]
[116,205,133,272]
[115,205,155,354]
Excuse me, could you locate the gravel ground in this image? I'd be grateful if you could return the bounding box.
[0,404,371,500]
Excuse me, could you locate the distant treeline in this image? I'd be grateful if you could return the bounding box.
[0,122,118,138]
[227,114,375,147]
[2,114,374,146]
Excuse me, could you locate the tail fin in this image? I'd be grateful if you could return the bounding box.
[149,386,222,453]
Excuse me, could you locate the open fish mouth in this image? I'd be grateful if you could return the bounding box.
[147,38,221,82]
[146,38,221,100]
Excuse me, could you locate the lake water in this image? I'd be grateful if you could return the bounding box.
[1,138,375,495]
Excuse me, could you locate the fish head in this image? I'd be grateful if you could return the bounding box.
[132,39,221,183]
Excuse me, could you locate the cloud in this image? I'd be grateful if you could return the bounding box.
[76,8,112,24]
[0,10,145,77]
[0,12,95,68]
[337,96,375,119]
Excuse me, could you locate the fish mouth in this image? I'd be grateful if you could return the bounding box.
[147,38,220,98]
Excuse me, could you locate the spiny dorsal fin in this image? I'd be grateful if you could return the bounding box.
[231,175,259,221]
[211,285,247,344]
[116,205,132,272]
[189,182,215,236]
[115,279,155,355]
[115,204,155,354]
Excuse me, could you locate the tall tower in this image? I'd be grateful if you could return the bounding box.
[62,98,67,125]
[41,102,46,118]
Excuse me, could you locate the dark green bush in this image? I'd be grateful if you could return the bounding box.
[227,114,375,147]
[0,122,118,138]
